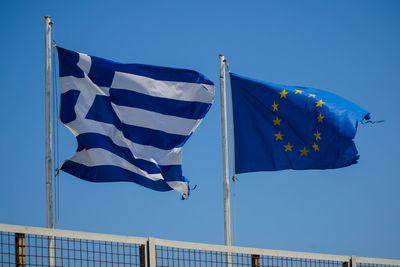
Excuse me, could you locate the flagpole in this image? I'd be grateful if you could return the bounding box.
[45,16,56,266]
[45,15,53,230]
[219,55,232,247]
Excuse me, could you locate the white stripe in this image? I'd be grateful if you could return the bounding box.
[112,104,202,136]
[111,71,214,104]
[70,148,164,181]
[166,181,189,199]
[77,53,91,74]
[65,119,183,165]
[60,76,109,96]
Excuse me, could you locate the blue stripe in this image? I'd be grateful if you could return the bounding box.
[75,133,183,180]
[61,161,174,192]
[85,95,190,150]
[76,133,161,174]
[110,88,212,120]
[56,46,214,86]
[89,54,213,87]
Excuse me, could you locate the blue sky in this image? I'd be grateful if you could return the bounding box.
[0,0,399,260]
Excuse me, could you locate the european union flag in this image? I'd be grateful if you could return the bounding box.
[230,73,370,173]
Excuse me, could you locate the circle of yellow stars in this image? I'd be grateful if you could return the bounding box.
[272,88,325,157]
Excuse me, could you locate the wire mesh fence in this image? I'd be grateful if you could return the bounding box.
[358,263,400,267]
[155,245,345,267]
[0,230,145,266]
[1,224,399,267]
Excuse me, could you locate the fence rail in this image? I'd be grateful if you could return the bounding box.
[1,224,399,267]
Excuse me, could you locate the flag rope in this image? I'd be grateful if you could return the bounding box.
[225,61,236,178]
[361,119,384,124]
[51,22,60,227]
[225,59,238,246]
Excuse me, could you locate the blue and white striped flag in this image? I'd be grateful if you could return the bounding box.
[56,47,214,199]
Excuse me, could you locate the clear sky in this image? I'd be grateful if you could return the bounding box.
[0,0,399,260]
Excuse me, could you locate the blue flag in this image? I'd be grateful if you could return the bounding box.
[230,72,369,173]
[57,47,214,198]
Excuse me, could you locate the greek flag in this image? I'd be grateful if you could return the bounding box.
[57,47,214,199]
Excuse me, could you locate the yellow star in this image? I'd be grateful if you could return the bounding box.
[317,113,324,123]
[314,130,321,140]
[273,116,281,126]
[275,131,284,141]
[308,94,316,98]
[280,89,288,99]
[312,142,319,151]
[272,101,278,111]
[300,147,309,156]
[295,90,303,94]
[284,142,293,152]
[315,99,325,108]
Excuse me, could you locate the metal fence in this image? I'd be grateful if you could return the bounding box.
[1,224,399,267]
[0,224,147,266]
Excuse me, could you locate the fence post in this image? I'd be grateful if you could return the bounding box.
[343,256,357,267]
[351,256,357,267]
[15,233,26,267]
[147,238,156,267]
[139,244,146,267]
[251,254,260,267]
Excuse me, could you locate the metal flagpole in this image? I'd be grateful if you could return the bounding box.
[45,15,55,266]
[219,55,232,247]
[45,15,53,230]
